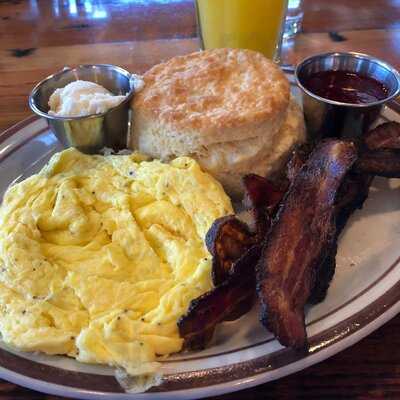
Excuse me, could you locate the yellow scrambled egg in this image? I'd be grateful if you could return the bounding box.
[0,148,232,377]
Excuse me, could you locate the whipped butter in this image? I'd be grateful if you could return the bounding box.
[48,80,126,117]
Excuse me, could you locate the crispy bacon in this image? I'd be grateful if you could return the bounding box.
[355,149,400,178]
[308,171,372,304]
[286,143,314,182]
[178,245,262,350]
[335,172,373,230]
[243,174,287,213]
[178,120,400,353]
[363,121,400,151]
[256,139,358,348]
[242,174,287,239]
[354,121,400,177]
[285,145,372,306]
[205,216,256,286]
[180,174,290,349]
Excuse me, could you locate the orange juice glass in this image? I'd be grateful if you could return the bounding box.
[195,0,288,61]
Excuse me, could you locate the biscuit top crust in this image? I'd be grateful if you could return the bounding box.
[133,48,290,137]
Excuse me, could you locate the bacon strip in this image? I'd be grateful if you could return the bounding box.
[335,172,373,230]
[178,245,262,350]
[354,121,400,177]
[256,140,358,348]
[284,145,372,305]
[243,174,287,213]
[355,149,400,178]
[308,171,372,304]
[363,121,400,151]
[205,216,256,286]
[242,174,287,240]
[286,143,314,182]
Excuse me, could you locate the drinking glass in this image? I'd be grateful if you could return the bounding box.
[195,0,288,62]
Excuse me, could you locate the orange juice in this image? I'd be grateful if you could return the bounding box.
[196,0,287,60]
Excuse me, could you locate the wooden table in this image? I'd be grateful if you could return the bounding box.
[0,0,400,398]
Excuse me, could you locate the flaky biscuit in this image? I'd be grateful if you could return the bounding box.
[207,99,306,198]
[131,48,290,154]
[196,97,305,173]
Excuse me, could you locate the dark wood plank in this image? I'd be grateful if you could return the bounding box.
[0,38,199,131]
[1,0,399,51]
[303,0,400,33]
[0,0,196,49]
[2,27,400,132]
[281,28,400,69]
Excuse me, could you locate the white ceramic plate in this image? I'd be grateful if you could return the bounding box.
[0,103,400,399]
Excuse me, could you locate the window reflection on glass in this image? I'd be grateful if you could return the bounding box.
[52,0,108,19]
[69,0,78,16]
[29,0,39,17]
[51,0,188,20]
[118,0,187,3]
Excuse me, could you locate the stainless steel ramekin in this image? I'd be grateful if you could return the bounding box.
[29,64,135,153]
[295,52,400,139]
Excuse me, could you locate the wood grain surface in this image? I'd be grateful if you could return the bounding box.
[0,0,400,399]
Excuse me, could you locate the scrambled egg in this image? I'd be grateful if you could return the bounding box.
[0,148,232,378]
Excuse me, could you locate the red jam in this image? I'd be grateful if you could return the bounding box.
[302,70,389,104]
